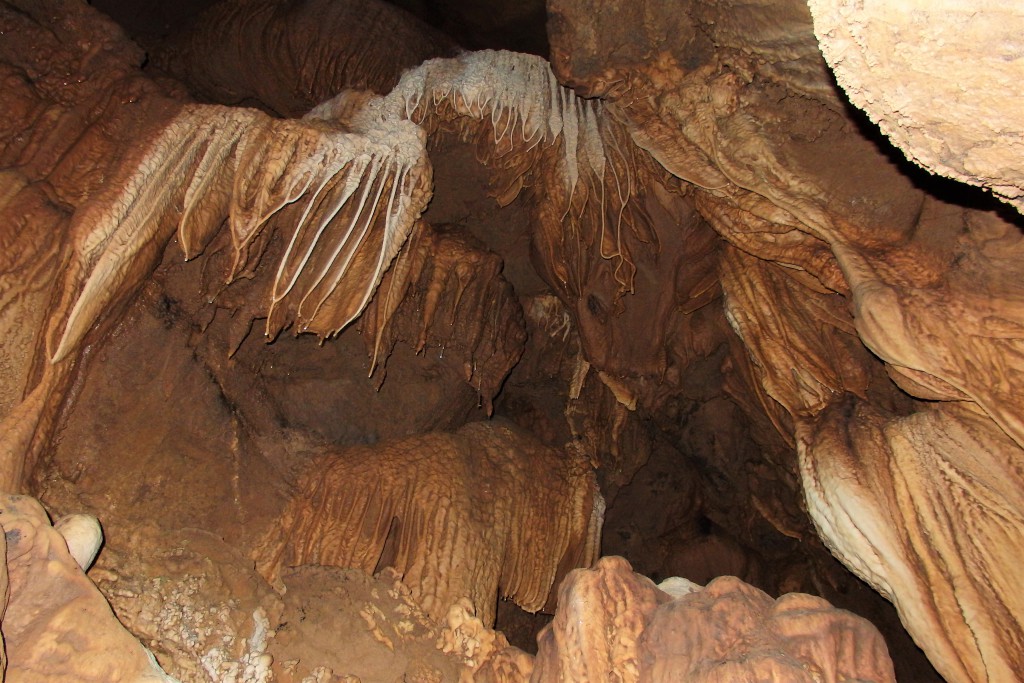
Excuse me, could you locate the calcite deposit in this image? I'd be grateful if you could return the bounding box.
[0,0,1021,680]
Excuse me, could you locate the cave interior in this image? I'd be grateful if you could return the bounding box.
[1,0,1023,681]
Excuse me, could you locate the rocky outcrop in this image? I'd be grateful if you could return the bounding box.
[156,0,459,117]
[270,566,466,683]
[0,0,185,491]
[0,0,433,491]
[0,494,175,682]
[809,0,1024,213]
[474,556,896,682]
[3,0,1023,680]
[0,497,896,683]
[254,420,603,626]
[359,221,527,414]
[545,1,1024,680]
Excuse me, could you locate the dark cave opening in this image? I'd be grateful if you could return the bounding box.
[90,0,551,60]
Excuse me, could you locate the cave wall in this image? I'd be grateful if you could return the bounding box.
[1,0,1022,681]
[544,0,1024,680]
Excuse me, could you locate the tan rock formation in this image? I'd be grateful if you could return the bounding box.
[0,0,434,493]
[254,420,603,626]
[0,494,175,682]
[799,399,1024,683]
[269,566,466,683]
[359,222,527,414]
[809,0,1024,213]
[544,1,1024,680]
[156,0,459,117]
[639,576,895,682]
[476,556,895,683]
[533,556,667,681]
[2,0,1023,680]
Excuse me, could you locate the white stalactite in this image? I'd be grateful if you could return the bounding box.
[53,50,629,367]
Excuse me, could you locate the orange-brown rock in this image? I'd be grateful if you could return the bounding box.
[533,556,668,681]
[359,222,527,414]
[156,0,459,117]
[482,556,895,683]
[0,0,436,494]
[254,420,604,626]
[546,2,1024,680]
[269,566,466,683]
[639,576,895,682]
[3,0,1024,681]
[0,0,185,491]
[799,398,1024,683]
[0,494,174,682]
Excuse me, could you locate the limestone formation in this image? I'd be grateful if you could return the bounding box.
[156,0,459,117]
[0,494,176,682]
[254,420,604,626]
[544,1,1024,680]
[359,222,527,414]
[268,566,466,682]
[809,0,1024,212]
[475,557,896,683]
[533,556,667,681]
[53,513,103,571]
[0,0,434,491]
[638,577,896,682]
[1,0,1023,680]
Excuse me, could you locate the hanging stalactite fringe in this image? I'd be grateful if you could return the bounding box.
[52,51,644,368]
[314,50,643,294]
[51,103,431,363]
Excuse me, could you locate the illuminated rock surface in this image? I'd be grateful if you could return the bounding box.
[0,0,1021,681]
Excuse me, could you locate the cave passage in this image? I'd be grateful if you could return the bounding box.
[3,0,1022,682]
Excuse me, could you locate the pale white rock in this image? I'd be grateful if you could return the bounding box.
[54,513,103,571]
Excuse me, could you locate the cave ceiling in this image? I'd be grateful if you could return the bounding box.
[0,0,1022,681]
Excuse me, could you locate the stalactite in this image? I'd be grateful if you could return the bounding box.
[254,421,603,626]
[50,103,432,364]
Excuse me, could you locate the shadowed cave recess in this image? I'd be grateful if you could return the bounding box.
[1,0,1023,681]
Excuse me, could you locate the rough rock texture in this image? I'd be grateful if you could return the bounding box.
[0,494,174,682]
[0,497,475,683]
[533,556,667,681]
[545,1,1024,680]
[359,221,527,414]
[638,576,896,682]
[268,566,465,683]
[0,0,436,493]
[3,0,1024,681]
[32,222,518,680]
[255,420,603,626]
[809,0,1024,212]
[88,533,282,683]
[800,399,1024,683]
[0,0,184,491]
[477,556,895,683]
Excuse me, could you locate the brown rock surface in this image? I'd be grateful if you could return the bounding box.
[799,399,1024,683]
[0,0,185,491]
[545,1,1024,679]
[809,0,1024,212]
[255,420,603,626]
[533,556,668,681]
[156,0,459,116]
[1,0,1023,680]
[0,494,174,682]
[639,577,895,682]
[268,566,465,683]
[495,556,895,683]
